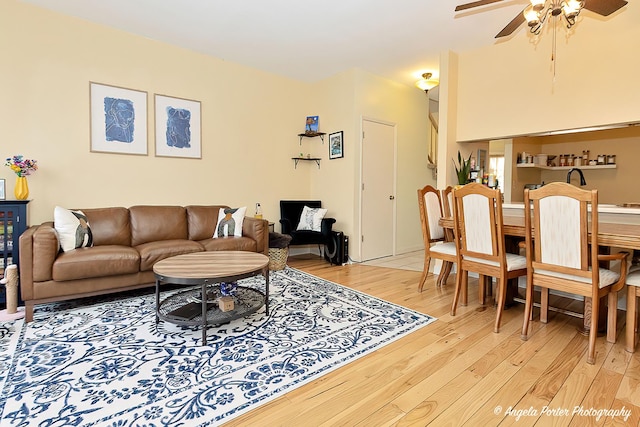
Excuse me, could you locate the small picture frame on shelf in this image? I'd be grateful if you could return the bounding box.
[305,116,319,133]
[0,179,4,200]
[329,131,344,159]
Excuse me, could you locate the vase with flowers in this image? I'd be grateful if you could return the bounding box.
[5,155,38,200]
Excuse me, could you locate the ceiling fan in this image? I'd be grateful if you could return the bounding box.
[455,0,628,38]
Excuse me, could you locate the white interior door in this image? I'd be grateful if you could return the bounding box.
[361,119,395,261]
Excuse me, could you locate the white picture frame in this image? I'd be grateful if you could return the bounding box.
[154,94,202,159]
[90,82,148,155]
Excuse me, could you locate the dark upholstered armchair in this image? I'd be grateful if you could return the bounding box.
[279,200,336,247]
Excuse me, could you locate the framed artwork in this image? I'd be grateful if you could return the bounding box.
[0,179,4,200]
[305,116,319,133]
[329,131,344,159]
[155,94,202,159]
[90,82,148,155]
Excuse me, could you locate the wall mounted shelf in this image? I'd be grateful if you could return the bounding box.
[292,157,321,169]
[298,132,325,145]
[516,164,616,171]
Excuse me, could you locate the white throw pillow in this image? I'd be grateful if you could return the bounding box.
[54,206,94,252]
[213,206,247,237]
[296,206,327,232]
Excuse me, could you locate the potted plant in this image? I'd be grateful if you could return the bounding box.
[453,150,472,186]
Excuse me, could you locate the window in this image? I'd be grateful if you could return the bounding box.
[489,156,504,192]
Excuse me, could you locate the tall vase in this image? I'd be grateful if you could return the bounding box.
[14,176,29,200]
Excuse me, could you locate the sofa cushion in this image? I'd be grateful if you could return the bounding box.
[83,207,131,246]
[199,237,257,252]
[54,206,93,252]
[186,205,224,241]
[214,207,247,237]
[130,206,188,246]
[52,245,140,281]
[136,239,204,271]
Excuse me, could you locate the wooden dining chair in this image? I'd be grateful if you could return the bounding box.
[417,185,457,291]
[439,186,456,283]
[625,269,640,353]
[521,182,628,365]
[441,186,455,241]
[450,183,527,333]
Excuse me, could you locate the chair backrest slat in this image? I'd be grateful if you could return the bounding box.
[539,195,582,268]
[425,191,444,241]
[461,193,494,255]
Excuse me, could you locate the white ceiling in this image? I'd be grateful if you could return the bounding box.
[22,0,597,87]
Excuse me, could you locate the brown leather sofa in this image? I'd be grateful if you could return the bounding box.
[19,205,269,322]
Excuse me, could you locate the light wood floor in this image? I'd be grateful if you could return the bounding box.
[224,255,640,426]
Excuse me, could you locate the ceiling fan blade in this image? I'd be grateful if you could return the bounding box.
[455,0,505,12]
[583,0,628,16]
[495,11,526,38]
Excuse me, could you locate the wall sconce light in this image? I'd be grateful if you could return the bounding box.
[415,72,439,93]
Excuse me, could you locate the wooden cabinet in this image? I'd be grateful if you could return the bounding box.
[0,200,29,306]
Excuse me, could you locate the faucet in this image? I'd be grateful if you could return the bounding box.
[566,168,587,186]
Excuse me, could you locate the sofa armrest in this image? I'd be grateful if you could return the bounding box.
[242,217,269,255]
[19,222,60,301]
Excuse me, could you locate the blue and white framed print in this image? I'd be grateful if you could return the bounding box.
[154,94,201,159]
[90,82,148,155]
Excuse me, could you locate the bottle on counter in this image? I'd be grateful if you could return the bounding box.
[254,203,263,219]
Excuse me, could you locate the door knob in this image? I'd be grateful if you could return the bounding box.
[389,196,395,200]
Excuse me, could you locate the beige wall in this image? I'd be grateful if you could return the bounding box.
[306,69,432,258]
[353,71,431,256]
[1,0,308,225]
[455,5,640,142]
[2,0,430,260]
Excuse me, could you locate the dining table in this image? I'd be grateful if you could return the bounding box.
[439,213,640,333]
[440,215,640,250]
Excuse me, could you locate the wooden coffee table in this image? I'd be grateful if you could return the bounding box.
[153,251,270,345]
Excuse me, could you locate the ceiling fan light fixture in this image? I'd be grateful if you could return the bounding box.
[522,0,585,34]
[562,0,583,18]
[415,72,439,92]
[530,0,546,10]
[524,6,540,26]
[456,0,627,39]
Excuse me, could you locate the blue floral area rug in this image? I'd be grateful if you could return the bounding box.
[0,267,436,426]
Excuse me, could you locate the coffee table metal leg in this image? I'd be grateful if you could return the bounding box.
[155,279,160,324]
[201,282,208,345]
[265,269,270,316]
